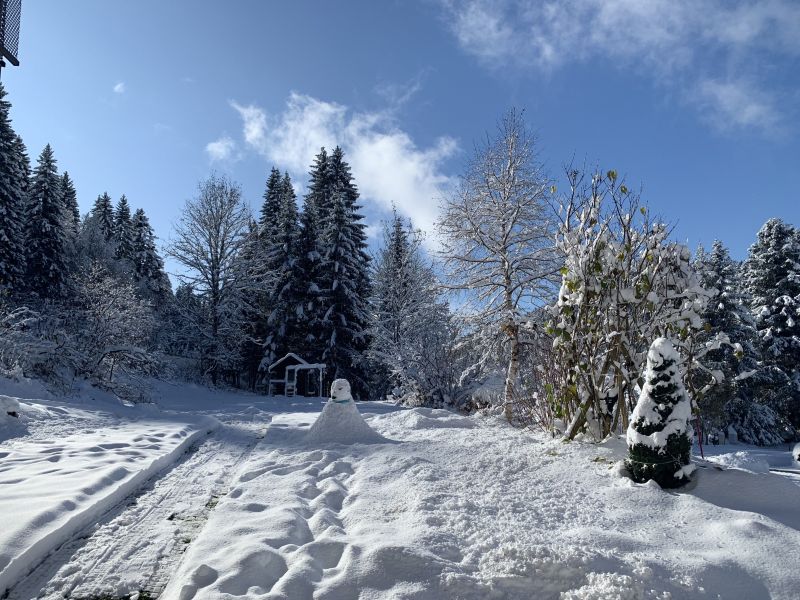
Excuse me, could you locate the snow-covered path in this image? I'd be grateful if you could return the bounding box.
[165,407,800,600]
[6,417,267,599]
[0,414,217,596]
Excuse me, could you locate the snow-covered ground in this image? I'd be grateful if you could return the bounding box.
[2,377,800,599]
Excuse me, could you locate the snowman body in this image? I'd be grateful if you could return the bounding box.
[305,379,386,444]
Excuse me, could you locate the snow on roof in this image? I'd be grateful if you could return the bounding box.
[267,352,308,371]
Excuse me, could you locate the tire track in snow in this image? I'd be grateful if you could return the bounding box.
[6,417,268,600]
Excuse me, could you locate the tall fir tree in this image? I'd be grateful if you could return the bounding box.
[60,172,80,237]
[315,147,371,396]
[693,241,761,428]
[296,148,331,355]
[263,173,303,364]
[0,83,27,293]
[114,194,135,263]
[742,219,800,426]
[259,167,283,240]
[255,167,286,359]
[25,144,69,298]
[369,210,451,402]
[91,192,115,241]
[131,208,172,303]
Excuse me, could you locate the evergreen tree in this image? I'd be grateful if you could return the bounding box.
[251,167,286,368]
[91,192,115,241]
[742,219,800,308]
[60,171,80,237]
[24,144,69,298]
[315,147,371,396]
[114,194,135,263]
[131,208,171,303]
[296,148,331,355]
[742,219,800,426]
[693,241,760,429]
[263,173,303,364]
[626,337,694,488]
[259,167,283,240]
[237,218,266,389]
[0,83,27,292]
[369,210,452,403]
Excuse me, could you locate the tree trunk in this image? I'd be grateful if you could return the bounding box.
[504,329,520,422]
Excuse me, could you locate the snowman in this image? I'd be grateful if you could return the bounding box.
[305,379,387,444]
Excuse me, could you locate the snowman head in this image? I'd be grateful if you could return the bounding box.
[330,379,353,402]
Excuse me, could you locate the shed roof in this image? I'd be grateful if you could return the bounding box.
[266,352,307,372]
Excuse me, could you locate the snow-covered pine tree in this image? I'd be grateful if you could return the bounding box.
[369,209,453,403]
[259,167,283,241]
[249,167,287,371]
[114,194,135,265]
[692,240,760,429]
[263,173,303,365]
[131,208,172,303]
[742,219,800,427]
[60,172,80,238]
[626,337,694,488]
[0,83,27,293]
[24,144,69,298]
[296,148,331,356]
[316,147,371,397]
[91,192,115,241]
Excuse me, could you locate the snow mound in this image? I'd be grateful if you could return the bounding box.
[0,395,25,443]
[397,407,476,430]
[305,379,388,445]
[793,442,800,463]
[707,451,771,473]
[0,395,20,418]
[561,572,641,600]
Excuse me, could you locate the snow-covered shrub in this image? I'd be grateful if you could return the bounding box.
[793,442,800,463]
[0,304,78,383]
[550,168,710,440]
[723,397,789,446]
[73,262,157,384]
[626,338,694,488]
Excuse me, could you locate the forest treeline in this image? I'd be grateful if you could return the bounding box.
[1,86,797,444]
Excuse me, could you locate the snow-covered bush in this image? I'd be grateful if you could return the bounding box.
[626,338,694,488]
[550,168,710,440]
[793,442,800,463]
[0,304,78,383]
[723,397,789,446]
[73,263,157,383]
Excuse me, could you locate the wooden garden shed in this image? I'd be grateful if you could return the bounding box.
[263,353,326,397]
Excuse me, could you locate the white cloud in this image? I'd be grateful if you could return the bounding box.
[205,135,237,162]
[443,0,800,133]
[696,79,780,133]
[113,82,126,94]
[230,93,458,241]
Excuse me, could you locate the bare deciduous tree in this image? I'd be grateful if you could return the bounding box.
[437,109,557,421]
[168,174,251,384]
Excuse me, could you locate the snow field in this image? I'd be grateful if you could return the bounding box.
[5,415,267,600]
[168,406,800,599]
[0,408,218,596]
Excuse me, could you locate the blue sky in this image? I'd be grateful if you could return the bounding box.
[4,0,798,267]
